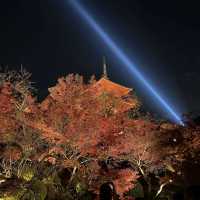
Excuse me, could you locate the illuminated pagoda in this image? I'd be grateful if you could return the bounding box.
[89,58,140,113]
[41,59,140,114]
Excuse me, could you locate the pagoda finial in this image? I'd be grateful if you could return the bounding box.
[102,56,108,79]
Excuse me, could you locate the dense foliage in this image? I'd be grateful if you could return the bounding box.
[0,68,200,199]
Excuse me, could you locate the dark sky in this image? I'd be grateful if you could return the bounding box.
[1,0,200,116]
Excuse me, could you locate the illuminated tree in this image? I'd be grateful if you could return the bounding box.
[1,70,200,199]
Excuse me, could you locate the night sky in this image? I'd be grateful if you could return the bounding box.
[1,0,200,116]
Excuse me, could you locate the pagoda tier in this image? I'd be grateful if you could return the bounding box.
[90,78,132,98]
[88,78,140,112]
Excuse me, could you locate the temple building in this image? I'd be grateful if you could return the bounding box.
[41,59,140,114]
[88,59,140,113]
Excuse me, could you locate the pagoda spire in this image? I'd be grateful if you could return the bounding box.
[102,56,108,79]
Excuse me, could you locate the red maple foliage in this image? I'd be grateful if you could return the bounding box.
[1,71,200,199]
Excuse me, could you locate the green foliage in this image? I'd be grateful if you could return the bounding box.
[1,69,199,199]
[18,166,34,181]
[31,179,47,200]
[127,182,144,198]
[75,181,89,198]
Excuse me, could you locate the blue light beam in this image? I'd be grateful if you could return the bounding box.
[69,0,184,126]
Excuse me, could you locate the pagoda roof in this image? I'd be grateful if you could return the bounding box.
[90,78,132,97]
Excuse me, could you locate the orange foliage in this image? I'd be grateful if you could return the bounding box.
[1,72,200,198]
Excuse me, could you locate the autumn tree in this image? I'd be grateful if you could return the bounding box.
[1,70,200,199]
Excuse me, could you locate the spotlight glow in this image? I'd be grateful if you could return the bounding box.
[69,0,184,126]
